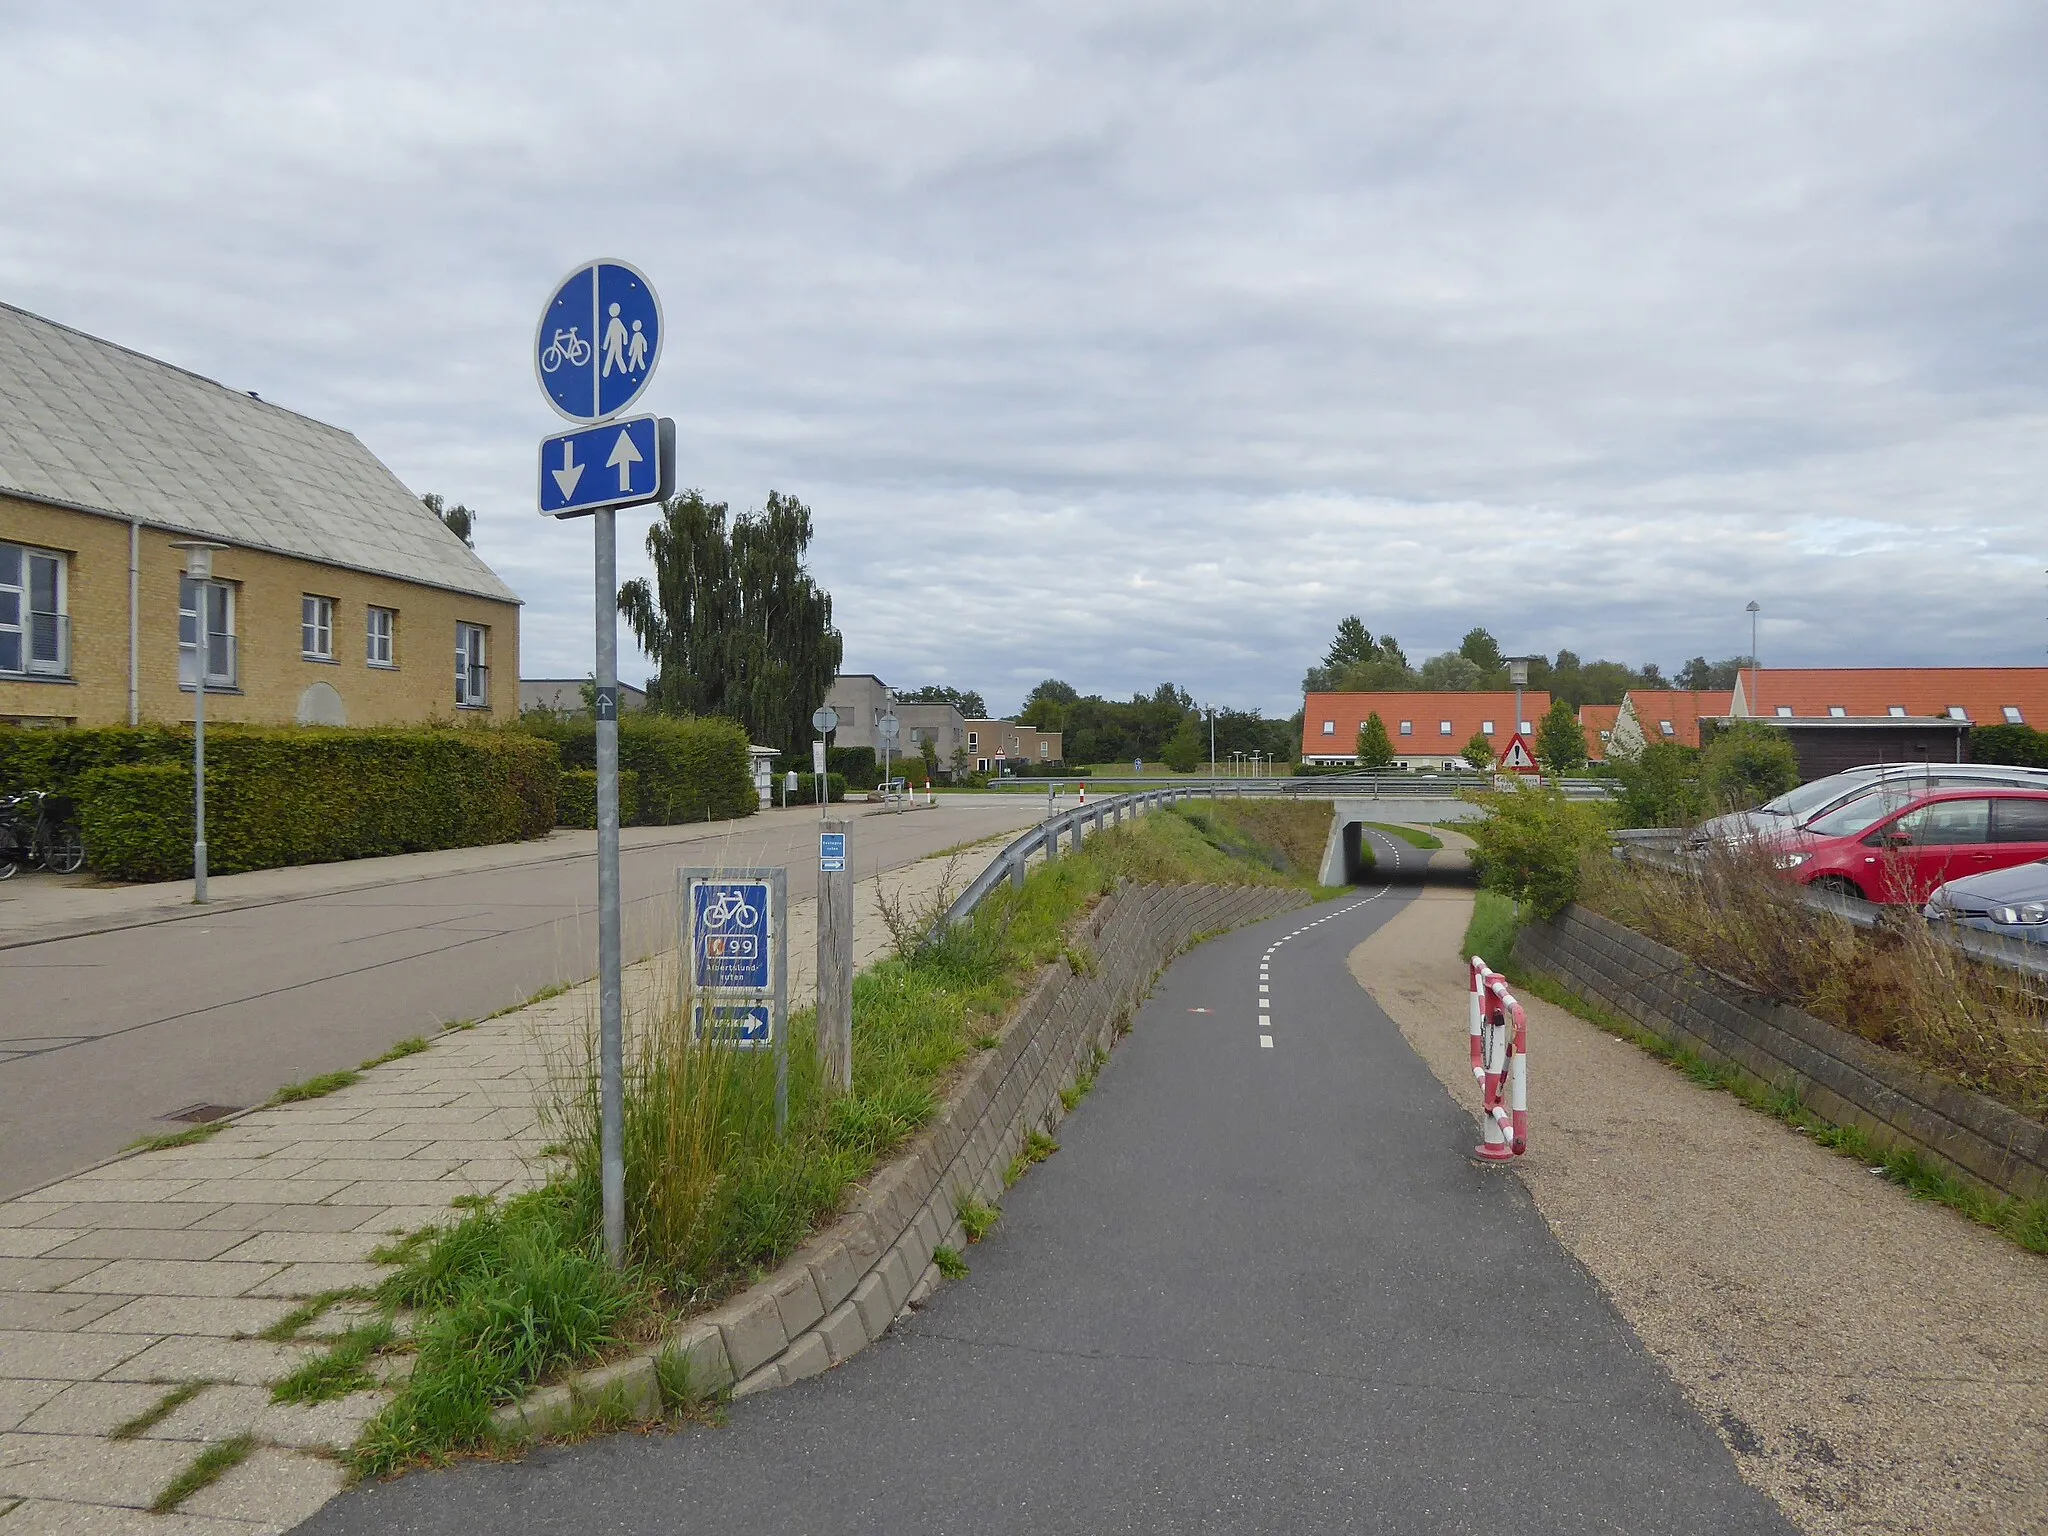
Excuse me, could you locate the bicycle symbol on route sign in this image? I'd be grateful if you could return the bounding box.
[700,890,761,931]
[539,327,592,374]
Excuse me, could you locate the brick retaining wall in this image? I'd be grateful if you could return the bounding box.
[1513,905,2048,1205]
[499,879,1312,1435]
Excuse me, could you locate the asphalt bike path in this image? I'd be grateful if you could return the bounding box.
[304,827,1789,1534]
[0,801,1041,1197]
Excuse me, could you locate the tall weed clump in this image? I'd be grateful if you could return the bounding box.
[1463,784,1613,917]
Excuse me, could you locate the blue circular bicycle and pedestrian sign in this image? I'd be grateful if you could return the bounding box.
[534,258,663,423]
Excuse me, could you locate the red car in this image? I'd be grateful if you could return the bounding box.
[1763,786,2048,903]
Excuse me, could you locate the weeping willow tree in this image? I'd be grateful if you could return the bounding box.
[617,489,843,754]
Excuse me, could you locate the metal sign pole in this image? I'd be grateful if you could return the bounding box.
[595,508,625,1269]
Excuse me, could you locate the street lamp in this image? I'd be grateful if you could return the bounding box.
[1206,706,1216,778]
[171,541,228,903]
[1746,601,1761,715]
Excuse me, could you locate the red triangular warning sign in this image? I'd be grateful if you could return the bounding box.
[1498,734,1537,772]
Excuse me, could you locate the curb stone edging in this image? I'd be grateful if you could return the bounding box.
[492,879,1313,1441]
[1515,904,2048,1204]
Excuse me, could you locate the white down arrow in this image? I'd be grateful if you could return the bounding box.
[551,439,585,499]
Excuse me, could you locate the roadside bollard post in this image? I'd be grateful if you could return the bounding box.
[1011,847,1026,890]
[1468,955,1488,1080]
[1043,817,1058,864]
[817,817,854,1091]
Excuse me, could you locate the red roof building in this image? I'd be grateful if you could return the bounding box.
[1608,690,1734,758]
[1302,691,1551,767]
[1728,668,2048,728]
[1578,703,1620,763]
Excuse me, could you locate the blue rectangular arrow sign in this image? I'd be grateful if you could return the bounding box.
[537,415,675,518]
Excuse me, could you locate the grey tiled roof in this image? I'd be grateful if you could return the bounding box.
[0,302,518,604]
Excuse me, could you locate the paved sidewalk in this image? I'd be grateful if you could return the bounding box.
[0,845,999,1535]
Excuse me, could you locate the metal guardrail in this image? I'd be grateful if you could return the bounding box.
[977,773,1615,800]
[1609,834,2048,985]
[938,787,1196,930]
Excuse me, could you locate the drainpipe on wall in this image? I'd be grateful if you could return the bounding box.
[128,519,141,726]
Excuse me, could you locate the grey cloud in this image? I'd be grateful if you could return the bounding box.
[2,2,2042,718]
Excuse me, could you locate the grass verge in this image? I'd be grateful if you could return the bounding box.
[270,1070,360,1105]
[1362,822,1444,851]
[271,1317,396,1404]
[150,1435,254,1513]
[332,799,1324,1478]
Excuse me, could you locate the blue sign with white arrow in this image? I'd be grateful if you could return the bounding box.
[534,259,663,423]
[537,414,674,518]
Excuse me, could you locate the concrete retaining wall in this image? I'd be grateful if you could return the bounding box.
[498,879,1312,1436]
[1514,904,2048,1205]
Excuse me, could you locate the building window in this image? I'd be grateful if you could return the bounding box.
[976,758,989,772]
[301,595,335,660]
[1321,720,1335,735]
[1481,720,1494,735]
[1520,720,1532,735]
[1775,706,1794,717]
[967,731,978,748]
[1887,705,1906,718]
[1659,720,1675,737]
[1948,706,1967,721]
[2003,706,2024,725]
[0,543,68,677]
[179,577,236,688]
[1439,720,1452,736]
[1039,741,1049,757]
[367,606,396,667]
[1827,705,1846,718]
[1399,720,1412,736]
[455,622,489,708]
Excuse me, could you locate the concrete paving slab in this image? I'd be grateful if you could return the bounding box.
[0,1297,133,1334]
[14,1382,168,1437]
[57,1263,280,1300]
[40,1232,252,1264]
[0,1431,195,1507]
[175,1444,347,1525]
[81,1298,296,1340]
[0,1332,158,1382]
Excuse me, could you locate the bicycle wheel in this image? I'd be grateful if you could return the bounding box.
[41,824,85,875]
[0,826,19,881]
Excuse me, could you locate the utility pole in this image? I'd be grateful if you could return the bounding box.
[1746,601,1761,715]
[1207,707,1216,777]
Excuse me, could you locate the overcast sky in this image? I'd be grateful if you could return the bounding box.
[4,3,2042,717]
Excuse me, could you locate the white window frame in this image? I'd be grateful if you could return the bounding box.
[455,622,489,708]
[1887,706,1906,718]
[1481,720,1494,735]
[367,606,396,667]
[179,577,237,688]
[1775,706,1794,718]
[301,594,335,661]
[0,542,69,678]
[1399,720,1412,736]
[1321,720,1335,735]
[2003,706,2024,725]
[967,730,978,748]
[1827,705,1846,718]
[1948,706,1967,721]
[1438,720,1453,736]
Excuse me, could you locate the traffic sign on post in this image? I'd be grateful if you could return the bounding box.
[679,868,790,1124]
[535,259,664,423]
[538,415,676,518]
[1499,734,1537,773]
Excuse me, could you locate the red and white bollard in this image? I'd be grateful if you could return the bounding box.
[1078,782,1087,804]
[1468,955,1489,1081]
[1474,974,1528,1162]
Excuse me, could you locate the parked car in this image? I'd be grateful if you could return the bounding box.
[1923,858,2048,943]
[1690,762,2048,850]
[1762,787,2048,903]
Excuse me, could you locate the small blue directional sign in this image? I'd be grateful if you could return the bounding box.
[534,259,663,423]
[692,880,772,990]
[693,1003,772,1049]
[537,414,675,518]
[819,832,846,872]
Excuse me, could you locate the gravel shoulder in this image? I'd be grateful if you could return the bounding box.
[1347,889,2048,1536]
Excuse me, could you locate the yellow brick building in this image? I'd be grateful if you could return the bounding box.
[0,303,519,729]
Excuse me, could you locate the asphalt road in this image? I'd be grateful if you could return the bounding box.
[0,799,1044,1198]
[304,838,1790,1536]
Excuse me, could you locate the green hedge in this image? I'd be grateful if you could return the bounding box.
[519,715,754,825]
[70,729,559,881]
[557,769,642,828]
[1971,724,2048,768]
[790,772,847,805]
[826,746,878,791]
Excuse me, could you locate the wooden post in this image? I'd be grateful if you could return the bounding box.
[817,817,854,1091]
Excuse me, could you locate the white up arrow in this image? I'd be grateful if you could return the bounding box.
[551,439,585,500]
[607,428,644,491]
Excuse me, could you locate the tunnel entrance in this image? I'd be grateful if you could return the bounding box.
[1333,816,1475,888]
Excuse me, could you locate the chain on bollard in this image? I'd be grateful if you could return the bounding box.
[1467,958,1528,1162]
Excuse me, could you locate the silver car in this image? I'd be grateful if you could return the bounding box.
[1689,762,2048,849]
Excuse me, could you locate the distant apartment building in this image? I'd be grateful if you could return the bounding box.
[1300,691,1548,770]
[962,718,1063,773]
[0,302,520,730]
[822,674,968,766]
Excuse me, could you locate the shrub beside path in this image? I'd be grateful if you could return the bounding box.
[1349,888,2048,1536]
[0,845,1002,1535]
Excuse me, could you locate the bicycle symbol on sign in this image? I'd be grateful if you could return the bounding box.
[701,891,761,931]
[539,327,592,374]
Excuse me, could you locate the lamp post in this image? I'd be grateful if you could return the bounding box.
[1207,706,1216,778]
[1746,601,1761,715]
[171,541,228,903]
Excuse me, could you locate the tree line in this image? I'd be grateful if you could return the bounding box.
[1304,615,1753,709]
[1018,680,1298,770]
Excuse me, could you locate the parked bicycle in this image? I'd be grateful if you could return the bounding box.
[0,790,86,879]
